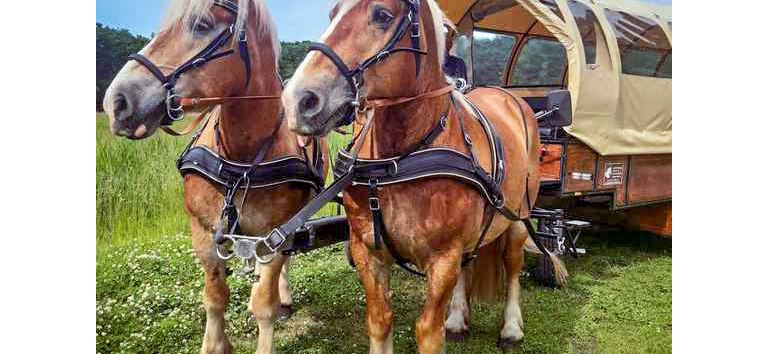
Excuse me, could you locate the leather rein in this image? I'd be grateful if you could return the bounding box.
[126,0,281,136]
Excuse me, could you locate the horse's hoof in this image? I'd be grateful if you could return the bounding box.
[277,304,294,321]
[446,329,468,342]
[496,336,523,352]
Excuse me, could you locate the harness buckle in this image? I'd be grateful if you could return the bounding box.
[408,12,420,38]
[239,29,247,42]
[493,194,506,209]
[375,51,391,63]
[464,133,473,146]
[439,114,448,129]
[369,178,381,211]
[388,160,399,176]
[369,197,381,211]
[264,228,287,253]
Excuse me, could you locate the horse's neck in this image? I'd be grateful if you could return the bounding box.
[218,96,282,162]
[218,25,283,162]
[362,77,452,158]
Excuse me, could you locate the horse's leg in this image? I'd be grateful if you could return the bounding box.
[416,250,462,354]
[190,219,233,354]
[277,258,294,319]
[497,223,528,351]
[445,269,470,341]
[250,255,288,354]
[350,235,393,354]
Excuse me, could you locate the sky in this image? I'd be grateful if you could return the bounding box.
[96,0,671,42]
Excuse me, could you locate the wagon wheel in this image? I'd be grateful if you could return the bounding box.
[533,221,562,288]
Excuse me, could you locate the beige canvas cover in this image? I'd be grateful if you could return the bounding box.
[436,0,672,155]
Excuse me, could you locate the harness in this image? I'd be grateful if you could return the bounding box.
[216,0,556,275]
[175,111,326,267]
[124,1,328,269]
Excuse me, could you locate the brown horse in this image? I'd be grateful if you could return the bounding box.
[282,0,566,353]
[102,1,326,353]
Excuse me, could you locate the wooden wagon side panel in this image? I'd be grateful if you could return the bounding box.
[625,154,672,206]
[596,155,629,208]
[539,143,563,182]
[562,141,597,193]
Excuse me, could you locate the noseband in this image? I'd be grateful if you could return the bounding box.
[128,1,252,125]
[307,0,427,126]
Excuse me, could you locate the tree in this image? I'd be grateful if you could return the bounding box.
[96,23,150,111]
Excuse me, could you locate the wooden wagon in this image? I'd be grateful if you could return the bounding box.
[436,0,672,240]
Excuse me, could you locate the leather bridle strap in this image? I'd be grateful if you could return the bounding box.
[127,1,251,124]
[307,0,426,115]
[363,85,453,110]
[159,105,215,136]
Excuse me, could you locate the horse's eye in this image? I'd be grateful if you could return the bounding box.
[372,7,394,26]
[193,20,213,33]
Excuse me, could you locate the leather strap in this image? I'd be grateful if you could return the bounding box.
[179,95,282,108]
[159,106,215,136]
[364,85,453,110]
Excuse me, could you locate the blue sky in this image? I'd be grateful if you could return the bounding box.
[96,0,671,42]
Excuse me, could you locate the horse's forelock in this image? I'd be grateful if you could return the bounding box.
[162,0,279,65]
[331,0,446,67]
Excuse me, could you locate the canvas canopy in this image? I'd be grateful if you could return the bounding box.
[436,0,672,155]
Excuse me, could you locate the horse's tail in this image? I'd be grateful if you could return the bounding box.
[523,237,569,286]
[466,234,507,304]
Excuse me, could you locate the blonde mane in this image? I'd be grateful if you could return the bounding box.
[162,0,280,65]
[425,0,446,68]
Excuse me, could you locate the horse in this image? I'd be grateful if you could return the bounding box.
[281,1,567,353]
[102,1,327,353]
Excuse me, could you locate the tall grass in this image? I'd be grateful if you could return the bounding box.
[96,114,189,247]
[96,113,351,247]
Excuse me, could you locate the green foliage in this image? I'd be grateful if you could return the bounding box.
[472,33,518,86]
[471,32,567,87]
[278,41,312,80]
[96,23,150,110]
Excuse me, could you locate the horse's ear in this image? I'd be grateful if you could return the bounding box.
[443,19,457,53]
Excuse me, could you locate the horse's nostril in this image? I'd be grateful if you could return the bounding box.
[112,93,132,121]
[297,89,324,118]
[302,93,318,112]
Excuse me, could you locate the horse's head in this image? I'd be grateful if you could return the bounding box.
[282,0,447,137]
[103,0,278,139]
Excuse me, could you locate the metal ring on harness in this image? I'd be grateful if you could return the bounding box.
[166,91,185,121]
[215,234,237,260]
[254,238,279,264]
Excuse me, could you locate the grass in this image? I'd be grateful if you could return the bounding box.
[96,113,672,353]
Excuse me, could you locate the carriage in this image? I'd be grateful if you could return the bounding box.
[292,0,672,274]
[439,0,672,235]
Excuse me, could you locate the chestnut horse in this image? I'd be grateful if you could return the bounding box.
[282,0,566,353]
[102,1,326,353]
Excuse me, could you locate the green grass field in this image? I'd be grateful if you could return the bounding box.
[96,113,671,353]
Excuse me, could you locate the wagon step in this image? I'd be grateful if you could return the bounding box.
[530,208,590,258]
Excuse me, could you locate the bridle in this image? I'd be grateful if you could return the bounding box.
[127,1,256,125]
[307,0,427,127]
